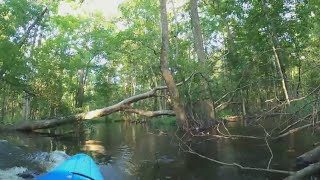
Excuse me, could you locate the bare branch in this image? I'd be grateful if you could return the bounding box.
[273,121,320,140]
[176,134,293,175]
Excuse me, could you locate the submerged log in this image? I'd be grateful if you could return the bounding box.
[296,146,320,169]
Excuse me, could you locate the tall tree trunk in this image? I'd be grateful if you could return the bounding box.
[75,55,94,108]
[75,69,85,108]
[159,0,189,130]
[22,92,31,121]
[190,0,215,119]
[190,0,206,64]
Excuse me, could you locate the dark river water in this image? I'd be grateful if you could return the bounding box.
[0,121,319,180]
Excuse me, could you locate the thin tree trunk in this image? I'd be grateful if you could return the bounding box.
[160,0,189,130]
[272,45,290,104]
[241,89,247,116]
[22,93,31,121]
[296,60,301,97]
[11,99,15,121]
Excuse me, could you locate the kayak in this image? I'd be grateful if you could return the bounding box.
[36,153,104,180]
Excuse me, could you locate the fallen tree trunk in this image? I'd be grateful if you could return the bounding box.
[6,88,162,131]
[14,108,176,131]
[124,109,175,117]
[296,146,320,169]
[13,104,124,131]
[8,74,196,131]
[284,161,320,180]
[2,71,237,131]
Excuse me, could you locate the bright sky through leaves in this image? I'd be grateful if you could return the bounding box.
[58,0,125,19]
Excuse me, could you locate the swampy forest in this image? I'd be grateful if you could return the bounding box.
[0,0,320,179]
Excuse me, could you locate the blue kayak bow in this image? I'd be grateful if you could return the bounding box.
[36,154,104,180]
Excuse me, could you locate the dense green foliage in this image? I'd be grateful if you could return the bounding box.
[0,0,319,124]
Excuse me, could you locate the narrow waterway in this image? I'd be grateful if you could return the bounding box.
[0,121,318,180]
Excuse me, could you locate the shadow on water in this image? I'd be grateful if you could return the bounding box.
[0,121,319,180]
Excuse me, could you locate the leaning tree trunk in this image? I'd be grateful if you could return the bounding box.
[159,0,189,130]
[261,0,290,104]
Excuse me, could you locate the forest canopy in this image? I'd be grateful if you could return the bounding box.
[0,0,319,130]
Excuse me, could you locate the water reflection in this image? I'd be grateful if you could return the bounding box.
[0,122,319,179]
[82,140,106,155]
